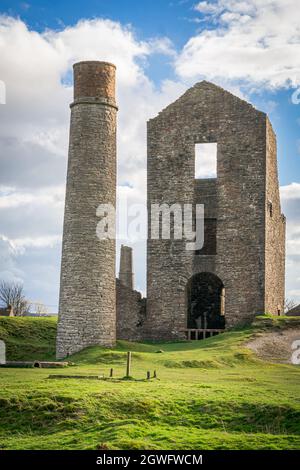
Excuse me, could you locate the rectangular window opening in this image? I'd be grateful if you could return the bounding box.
[195,143,217,179]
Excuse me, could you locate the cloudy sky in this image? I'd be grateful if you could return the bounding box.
[0,0,299,312]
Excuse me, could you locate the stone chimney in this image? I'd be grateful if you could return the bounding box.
[56,61,118,359]
[119,245,134,290]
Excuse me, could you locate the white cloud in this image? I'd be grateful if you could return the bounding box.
[195,0,256,16]
[177,0,300,89]
[9,235,62,250]
[281,182,300,304]
[0,11,299,308]
[280,182,300,200]
[0,236,24,284]
[287,290,300,301]
[194,1,221,14]
[0,186,64,209]
[195,143,217,178]
[0,15,184,306]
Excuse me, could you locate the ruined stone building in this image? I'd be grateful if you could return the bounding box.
[116,245,146,342]
[56,61,286,358]
[286,304,300,316]
[145,81,286,341]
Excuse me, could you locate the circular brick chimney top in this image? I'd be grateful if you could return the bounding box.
[73,61,116,105]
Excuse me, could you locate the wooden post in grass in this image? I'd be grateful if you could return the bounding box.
[153,370,157,378]
[126,352,131,377]
[147,371,151,380]
[110,368,113,378]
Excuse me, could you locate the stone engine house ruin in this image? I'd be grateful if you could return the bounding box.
[56,61,286,358]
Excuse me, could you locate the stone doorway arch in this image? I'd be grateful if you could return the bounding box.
[186,272,225,330]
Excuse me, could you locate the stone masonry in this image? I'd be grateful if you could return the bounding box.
[116,245,146,340]
[56,61,117,358]
[57,65,286,355]
[119,245,134,290]
[116,278,146,341]
[286,304,300,316]
[145,81,285,340]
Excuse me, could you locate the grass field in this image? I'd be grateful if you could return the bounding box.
[0,316,299,450]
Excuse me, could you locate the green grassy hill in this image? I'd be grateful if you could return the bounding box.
[0,316,57,361]
[0,316,299,450]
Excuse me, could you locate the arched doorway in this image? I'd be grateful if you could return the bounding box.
[186,272,225,330]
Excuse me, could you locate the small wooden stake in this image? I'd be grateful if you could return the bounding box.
[126,351,132,377]
[147,371,151,380]
[110,368,113,378]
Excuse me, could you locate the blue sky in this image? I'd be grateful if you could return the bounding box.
[1,0,298,183]
[0,0,299,312]
[1,1,201,46]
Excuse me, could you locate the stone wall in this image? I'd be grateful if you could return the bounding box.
[264,118,286,315]
[116,279,146,341]
[286,305,300,316]
[195,179,217,255]
[119,245,134,290]
[145,81,285,340]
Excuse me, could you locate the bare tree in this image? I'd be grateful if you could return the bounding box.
[0,281,30,316]
[284,298,297,314]
[32,302,49,316]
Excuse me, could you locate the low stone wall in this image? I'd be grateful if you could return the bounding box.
[116,279,146,341]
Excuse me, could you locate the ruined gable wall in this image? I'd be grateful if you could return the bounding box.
[145,82,268,340]
[265,118,286,315]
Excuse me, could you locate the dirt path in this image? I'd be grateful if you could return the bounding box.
[247,327,300,364]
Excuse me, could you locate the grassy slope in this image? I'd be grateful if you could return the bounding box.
[0,316,299,450]
[0,317,57,361]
